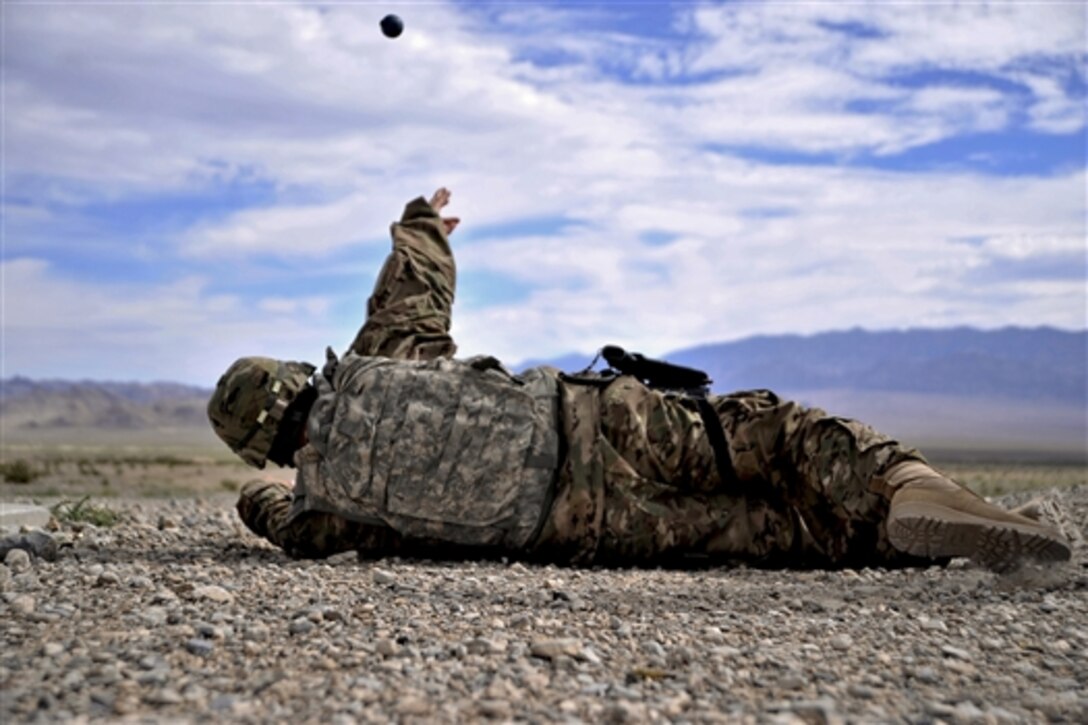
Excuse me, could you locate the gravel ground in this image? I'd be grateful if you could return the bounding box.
[1,487,1086,724]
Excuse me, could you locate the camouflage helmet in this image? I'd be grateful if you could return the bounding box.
[207,356,316,469]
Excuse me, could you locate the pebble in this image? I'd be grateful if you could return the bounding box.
[478,699,512,718]
[372,568,396,586]
[941,644,972,660]
[147,688,183,705]
[913,666,940,684]
[830,633,853,650]
[4,548,31,573]
[288,618,315,636]
[96,571,121,586]
[185,639,214,657]
[9,594,35,614]
[192,585,233,603]
[530,638,583,660]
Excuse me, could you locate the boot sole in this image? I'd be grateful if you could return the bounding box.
[888,500,1071,571]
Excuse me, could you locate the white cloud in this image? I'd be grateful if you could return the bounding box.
[690,2,1085,75]
[685,1,1086,145]
[1,258,338,383]
[979,232,1086,260]
[1013,72,1088,135]
[449,166,1087,364]
[2,1,1085,381]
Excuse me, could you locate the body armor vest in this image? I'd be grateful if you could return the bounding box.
[289,353,561,549]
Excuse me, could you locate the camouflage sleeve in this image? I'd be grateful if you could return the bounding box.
[347,196,458,361]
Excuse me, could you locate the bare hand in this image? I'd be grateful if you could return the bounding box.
[429,187,451,212]
[428,187,460,236]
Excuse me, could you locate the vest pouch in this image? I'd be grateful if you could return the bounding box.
[382,371,549,543]
[310,355,559,549]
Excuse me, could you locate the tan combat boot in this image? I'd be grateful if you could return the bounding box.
[237,479,294,547]
[885,461,1071,571]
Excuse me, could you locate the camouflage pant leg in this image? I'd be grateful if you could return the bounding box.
[714,390,928,567]
[272,512,364,559]
[595,379,927,568]
[594,376,757,565]
[238,481,401,560]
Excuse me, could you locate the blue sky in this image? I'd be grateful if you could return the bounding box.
[2,0,1085,385]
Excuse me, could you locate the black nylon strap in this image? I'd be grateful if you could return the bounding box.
[695,397,741,495]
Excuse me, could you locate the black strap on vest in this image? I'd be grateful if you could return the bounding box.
[596,345,741,493]
[694,397,742,494]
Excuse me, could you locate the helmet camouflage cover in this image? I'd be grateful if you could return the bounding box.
[207,356,316,468]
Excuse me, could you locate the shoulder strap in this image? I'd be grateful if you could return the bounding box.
[695,397,741,494]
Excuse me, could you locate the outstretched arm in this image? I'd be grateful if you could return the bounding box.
[348,188,461,360]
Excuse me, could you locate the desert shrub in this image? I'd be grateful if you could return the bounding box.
[51,496,120,528]
[2,459,39,484]
[77,460,100,476]
[150,455,192,468]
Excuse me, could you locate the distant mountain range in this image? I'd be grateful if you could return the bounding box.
[2,327,1085,455]
[522,326,1087,403]
[1,378,210,431]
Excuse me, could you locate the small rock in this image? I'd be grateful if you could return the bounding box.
[138,654,163,670]
[605,701,645,723]
[289,618,315,636]
[192,585,233,604]
[926,701,956,717]
[9,594,35,614]
[953,701,986,723]
[847,683,875,698]
[919,616,948,632]
[788,698,840,723]
[913,666,940,684]
[195,622,224,639]
[185,639,214,657]
[466,638,500,655]
[140,607,168,627]
[372,569,396,586]
[147,688,183,705]
[244,623,270,641]
[941,644,972,661]
[531,638,582,660]
[4,548,31,573]
[394,696,430,716]
[780,673,807,690]
[478,699,512,719]
[943,659,977,677]
[376,638,399,657]
[96,571,121,587]
[210,694,236,712]
[830,633,853,650]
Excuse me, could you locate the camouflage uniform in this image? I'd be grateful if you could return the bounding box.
[254,197,929,569]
